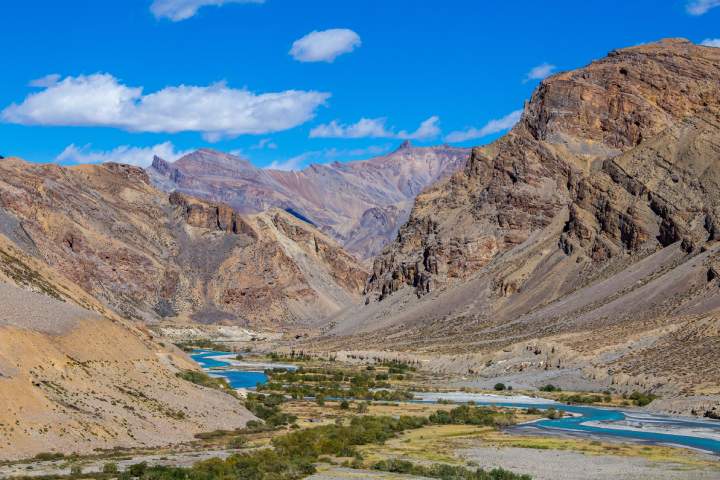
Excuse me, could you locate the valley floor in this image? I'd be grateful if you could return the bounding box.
[2,345,718,480]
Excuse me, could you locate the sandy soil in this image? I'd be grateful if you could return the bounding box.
[459,446,720,480]
[308,467,430,480]
[0,449,236,478]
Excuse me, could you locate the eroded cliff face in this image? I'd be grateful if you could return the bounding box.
[317,40,720,406]
[367,39,720,300]
[147,143,470,259]
[0,160,367,328]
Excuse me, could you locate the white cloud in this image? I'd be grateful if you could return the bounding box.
[267,152,311,171]
[701,38,720,47]
[310,116,440,140]
[2,73,330,138]
[445,110,523,143]
[686,0,720,15]
[326,144,390,158]
[150,0,264,21]
[290,29,361,63]
[265,144,391,171]
[56,142,192,167]
[252,138,278,149]
[28,74,61,88]
[524,63,556,82]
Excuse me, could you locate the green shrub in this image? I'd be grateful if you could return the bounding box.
[539,384,561,392]
[629,391,658,407]
[176,370,234,394]
[372,458,532,480]
[429,405,515,427]
[103,462,119,474]
[33,452,65,461]
[494,383,506,391]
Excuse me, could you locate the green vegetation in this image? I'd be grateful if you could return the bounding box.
[273,415,429,459]
[429,405,515,427]
[32,452,65,462]
[257,366,414,401]
[544,407,563,420]
[245,393,297,427]
[494,383,506,391]
[627,391,658,407]
[268,351,313,362]
[372,459,532,480]
[176,339,220,351]
[176,370,235,395]
[557,393,610,404]
[539,384,561,392]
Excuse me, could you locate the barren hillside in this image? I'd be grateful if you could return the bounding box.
[148,143,469,259]
[313,39,720,413]
[0,238,253,460]
[0,159,367,328]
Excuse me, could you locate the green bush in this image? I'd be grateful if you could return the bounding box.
[103,462,119,474]
[429,405,514,427]
[372,458,532,480]
[33,452,65,461]
[629,391,657,407]
[539,384,561,392]
[245,393,296,427]
[176,370,234,394]
[494,383,506,391]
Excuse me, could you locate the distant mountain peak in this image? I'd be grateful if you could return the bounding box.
[396,140,413,151]
[175,148,254,170]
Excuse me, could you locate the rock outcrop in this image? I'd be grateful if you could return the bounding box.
[0,159,367,328]
[147,144,470,259]
[320,39,720,406]
[366,38,720,299]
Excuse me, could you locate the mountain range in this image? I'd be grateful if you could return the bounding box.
[316,39,720,414]
[148,142,470,260]
[1,38,720,456]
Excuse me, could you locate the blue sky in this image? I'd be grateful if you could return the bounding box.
[1,0,719,169]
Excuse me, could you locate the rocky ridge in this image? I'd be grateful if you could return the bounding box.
[316,39,720,411]
[0,158,367,328]
[147,143,470,260]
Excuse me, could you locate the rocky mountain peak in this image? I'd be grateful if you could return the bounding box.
[396,140,413,151]
[366,39,720,301]
[147,144,471,259]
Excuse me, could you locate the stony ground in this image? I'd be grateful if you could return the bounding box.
[459,446,720,480]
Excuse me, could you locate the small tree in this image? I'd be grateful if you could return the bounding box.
[494,383,506,391]
[339,400,350,410]
[102,463,118,474]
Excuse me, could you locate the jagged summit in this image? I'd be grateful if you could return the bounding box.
[396,140,413,150]
[318,39,720,411]
[147,144,471,259]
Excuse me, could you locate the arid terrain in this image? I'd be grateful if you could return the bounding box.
[0,245,254,460]
[0,159,366,327]
[1,37,720,475]
[148,143,469,259]
[305,39,720,415]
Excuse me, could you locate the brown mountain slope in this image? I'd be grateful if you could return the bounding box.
[148,142,469,259]
[316,39,720,410]
[0,158,366,328]
[0,236,253,460]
